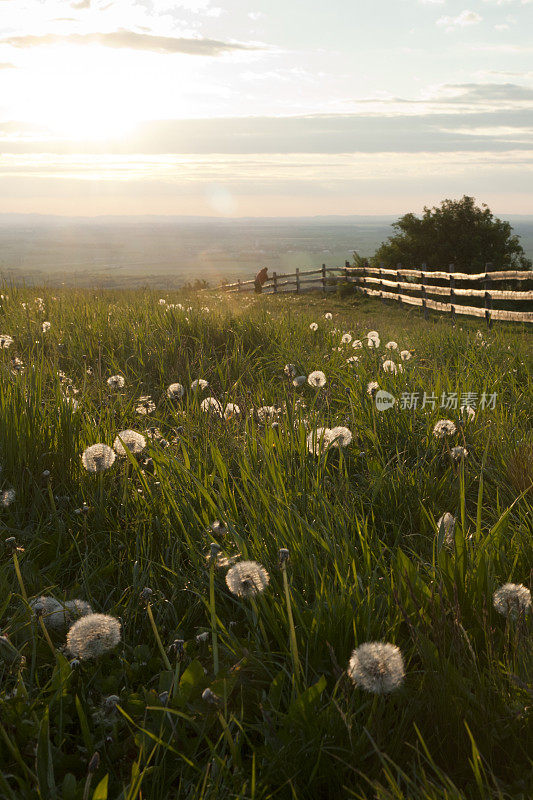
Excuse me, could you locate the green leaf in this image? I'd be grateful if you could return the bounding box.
[36,707,57,800]
[287,675,327,722]
[92,774,109,800]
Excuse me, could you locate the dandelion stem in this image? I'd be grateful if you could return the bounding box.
[209,561,219,676]
[38,615,57,659]
[11,550,28,604]
[146,602,172,671]
[281,562,301,686]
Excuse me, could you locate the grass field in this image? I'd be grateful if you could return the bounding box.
[0,287,531,800]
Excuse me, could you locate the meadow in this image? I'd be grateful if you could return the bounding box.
[0,287,531,800]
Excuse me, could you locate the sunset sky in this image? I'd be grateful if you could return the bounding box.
[1,0,532,216]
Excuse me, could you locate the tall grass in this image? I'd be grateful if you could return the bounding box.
[0,287,531,800]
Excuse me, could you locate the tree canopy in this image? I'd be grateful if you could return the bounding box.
[371,196,531,273]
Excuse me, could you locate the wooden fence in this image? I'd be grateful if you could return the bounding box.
[220,262,533,325]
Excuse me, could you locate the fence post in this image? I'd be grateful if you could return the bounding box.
[295,268,300,295]
[272,271,278,294]
[321,263,326,295]
[421,262,428,321]
[449,263,455,326]
[484,262,493,329]
[396,263,402,304]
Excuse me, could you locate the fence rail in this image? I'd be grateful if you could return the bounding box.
[219,262,533,324]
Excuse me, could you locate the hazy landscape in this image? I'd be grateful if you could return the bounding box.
[2,214,532,288]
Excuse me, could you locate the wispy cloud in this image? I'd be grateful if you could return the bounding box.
[437,10,482,30]
[3,29,259,56]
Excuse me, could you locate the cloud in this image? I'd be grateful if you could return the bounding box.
[0,62,15,68]
[3,29,259,56]
[437,10,482,29]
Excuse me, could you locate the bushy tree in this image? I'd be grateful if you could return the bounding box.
[372,196,531,272]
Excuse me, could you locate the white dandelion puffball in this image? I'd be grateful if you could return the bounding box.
[107,375,125,389]
[225,560,270,598]
[324,312,333,320]
[367,381,379,396]
[382,360,398,374]
[433,419,457,438]
[400,350,412,361]
[352,340,363,349]
[42,321,51,333]
[64,599,93,621]
[81,444,116,473]
[367,330,379,339]
[341,333,353,344]
[256,405,280,423]
[347,642,405,694]
[201,397,223,416]
[0,335,14,349]
[437,512,456,548]
[0,488,15,508]
[113,429,146,456]
[367,336,380,349]
[307,370,326,388]
[309,322,318,331]
[385,341,398,350]
[167,383,185,400]
[135,397,156,415]
[451,446,469,460]
[224,403,241,420]
[158,298,166,305]
[328,426,353,448]
[67,613,122,659]
[284,363,297,377]
[307,427,331,456]
[191,379,209,392]
[346,355,359,364]
[30,596,66,632]
[493,583,531,620]
[293,375,307,388]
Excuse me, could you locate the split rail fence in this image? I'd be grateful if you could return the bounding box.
[220,262,533,325]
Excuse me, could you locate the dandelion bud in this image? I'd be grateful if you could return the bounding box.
[88,752,100,773]
[279,548,290,566]
[140,587,153,602]
[103,695,120,713]
[202,687,221,706]
[41,470,51,484]
[5,536,17,549]
[169,638,185,660]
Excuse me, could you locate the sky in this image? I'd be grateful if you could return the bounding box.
[0,0,532,217]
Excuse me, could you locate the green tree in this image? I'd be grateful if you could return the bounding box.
[372,196,532,273]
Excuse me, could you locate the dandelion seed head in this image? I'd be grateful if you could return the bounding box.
[341,333,353,344]
[307,370,326,388]
[0,335,14,349]
[437,512,456,547]
[107,375,125,389]
[224,403,241,420]
[433,419,457,438]
[67,613,122,660]
[328,426,353,448]
[367,336,380,349]
[135,397,156,415]
[64,599,93,620]
[191,379,209,392]
[167,383,185,400]
[81,444,116,473]
[382,360,398,374]
[42,321,51,333]
[493,583,531,620]
[347,641,405,694]
[346,356,359,364]
[324,312,333,320]
[309,322,318,331]
[30,596,66,631]
[352,340,363,349]
[201,397,223,416]
[225,560,270,598]
[400,350,412,361]
[367,381,379,397]
[451,446,468,460]
[0,488,15,507]
[113,430,146,456]
[386,341,398,350]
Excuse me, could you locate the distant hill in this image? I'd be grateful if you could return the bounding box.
[0,214,531,289]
